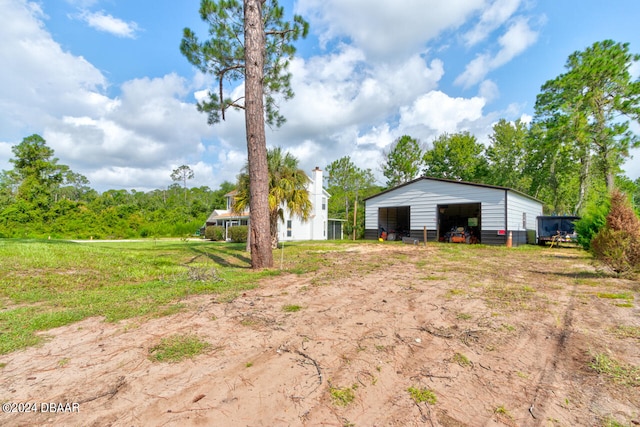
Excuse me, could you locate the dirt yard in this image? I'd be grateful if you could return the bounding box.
[1,243,638,427]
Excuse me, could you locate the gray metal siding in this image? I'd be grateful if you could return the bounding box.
[365,179,543,245]
[365,179,507,231]
[506,192,543,235]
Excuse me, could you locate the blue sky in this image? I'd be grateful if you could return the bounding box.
[1,0,639,192]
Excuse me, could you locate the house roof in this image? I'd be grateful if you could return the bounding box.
[364,176,543,204]
[205,209,249,224]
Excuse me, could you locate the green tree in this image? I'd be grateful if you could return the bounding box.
[170,165,195,202]
[7,134,67,207]
[422,132,487,182]
[233,147,312,247]
[485,119,530,192]
[181,0,308,268]
[326,156,377,239]
[534,40,640,201]
[58,170,91,202]
[381,135,423,188]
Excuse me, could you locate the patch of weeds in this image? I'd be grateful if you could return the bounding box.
[516,371,529,379]
[445,288,465,298]
[186,266,222,283]
[0,363,6,369]
[329,383,357,406]
[452,352,472,367]
[422,275,446,281]
[589,352,640,386]
[612,325,640,339]
[614,302,634,308]
[456,312,472,320]
[597,292,634,304]
[494,405,513,420]
[149,334,211,363]
[58,357,70,367]
[501,323,516,332]
[282,304,302,313]
[602,417,632,427]
[485,284,537,310]
[407,386,437,405]
[245,362,253,368]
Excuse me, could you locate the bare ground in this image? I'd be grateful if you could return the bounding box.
[1,244,639,427]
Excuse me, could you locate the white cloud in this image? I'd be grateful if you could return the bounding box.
[75,10,139,38]
[399,91,486,136]
[463,0,521,46]
[0,0,107,139]
[478,79,500,103]
[455,17,538,88]
[298,0,485,60]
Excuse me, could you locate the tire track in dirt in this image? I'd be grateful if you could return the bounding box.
[524,281,577,426]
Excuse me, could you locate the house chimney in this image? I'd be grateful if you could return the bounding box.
[313,167,323,195]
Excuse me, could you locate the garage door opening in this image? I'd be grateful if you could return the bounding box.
[378,206,410,240]
[437,203,481,243]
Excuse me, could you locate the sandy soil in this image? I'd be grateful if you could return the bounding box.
[1,244,638,427]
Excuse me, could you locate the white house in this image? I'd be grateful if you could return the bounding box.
[205,167,334,241]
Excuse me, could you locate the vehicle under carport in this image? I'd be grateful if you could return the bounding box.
[437,203,481,243]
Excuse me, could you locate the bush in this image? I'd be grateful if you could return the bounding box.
[591,190,640,275]
[227,225,248,242]
[204,225,224,241]
[575,197,610,250]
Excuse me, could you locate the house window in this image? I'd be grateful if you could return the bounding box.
[287,220,292,237]
[522,213,527,229]
[322,197,326,210]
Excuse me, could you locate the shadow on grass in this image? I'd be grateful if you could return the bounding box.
[189,244,252,268]
[533,269,613,279]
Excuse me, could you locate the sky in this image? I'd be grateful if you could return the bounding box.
[1,0,639,193]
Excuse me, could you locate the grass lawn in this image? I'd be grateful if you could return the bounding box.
[0,239,282,354]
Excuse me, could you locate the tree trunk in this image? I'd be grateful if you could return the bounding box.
[575,153,590,214]
[244,0,273,269]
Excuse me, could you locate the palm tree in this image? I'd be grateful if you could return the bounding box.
[233,147,312,248]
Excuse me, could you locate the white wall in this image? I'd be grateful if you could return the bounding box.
[278,167,329,241]
[506,191,543,234]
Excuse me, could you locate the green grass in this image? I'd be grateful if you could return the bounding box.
[329,384,357,406]
[612,325,640,339]
[0,239,277,354]
[282,304,302,312]
[452,352,472,367]
[148,333,211,363]
[407,386,437,405]
[597,292,634,307]
[589,352,640,386]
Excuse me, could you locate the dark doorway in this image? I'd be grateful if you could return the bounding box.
[437,203,481,243]
[378,206,410,240]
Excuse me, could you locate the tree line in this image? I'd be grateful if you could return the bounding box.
[380,40,640,219]
[0,134,236,239]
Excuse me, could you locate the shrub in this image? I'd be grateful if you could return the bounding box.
[205,225,224,241]
[591,190,640,274]
[227,225,248,242]
[575,197,610,250]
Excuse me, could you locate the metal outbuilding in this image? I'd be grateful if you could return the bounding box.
[364,177,544,246]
